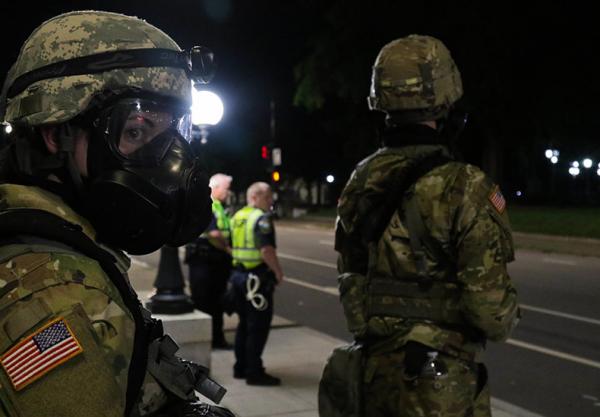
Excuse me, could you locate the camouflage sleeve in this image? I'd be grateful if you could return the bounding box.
[0,251,169,416]
[451,166,520,342]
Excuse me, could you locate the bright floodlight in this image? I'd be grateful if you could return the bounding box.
[550,156,558,164]
[572,161,579,168]
[191,89,224,126]
[569,167,580,177]
[326,175,335,184]
[597,169,600,176]
[4,124,12,134]
[544,149,553,159]
[583,158,593,169]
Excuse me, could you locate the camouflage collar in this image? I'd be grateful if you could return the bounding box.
[0,183,96,240]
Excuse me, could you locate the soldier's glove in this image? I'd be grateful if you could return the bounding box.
[166,401,236,417]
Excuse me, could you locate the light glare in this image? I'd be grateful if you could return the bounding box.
[191,89,224,126]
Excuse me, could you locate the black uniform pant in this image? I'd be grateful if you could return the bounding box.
[230,266,275,377]
[189,258,231,344]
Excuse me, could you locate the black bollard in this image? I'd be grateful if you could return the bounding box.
[146,246,195,314]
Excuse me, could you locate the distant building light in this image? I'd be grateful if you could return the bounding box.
[4,124,12,134]
[550,156,559,164]
[569,167,580,177]
[553,150,560,157]
[572,161,580,168]
[326,175,335,184]
[544,149,553,159]
[583,158,593,169]
[516,191,523,197]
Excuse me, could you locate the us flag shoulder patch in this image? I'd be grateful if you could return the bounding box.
[1,318,83,391]
[489,186,506,214]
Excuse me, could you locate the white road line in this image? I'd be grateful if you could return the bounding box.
[283,273,600,371]
[542,257,577,266]
[278,253,337,269]
[278,253,600,327]
[284,276,338,296]
[507,338,600,370]
[521,304,600,326]
[318,240,334,246]
[131,258,150,268]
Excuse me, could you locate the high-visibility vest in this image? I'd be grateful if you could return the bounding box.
[200,199,231,246]
[231,206,264,269]
[212,199,231,241]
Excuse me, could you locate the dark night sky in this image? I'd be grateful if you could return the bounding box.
[1,1,598,201]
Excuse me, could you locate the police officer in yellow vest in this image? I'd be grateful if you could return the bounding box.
[229,182,284,386]
[0,11,234,417]
[186,173,233,349]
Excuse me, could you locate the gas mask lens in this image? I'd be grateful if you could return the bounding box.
[102,98,192,163]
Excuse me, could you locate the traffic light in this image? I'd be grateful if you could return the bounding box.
[271,170,281,182]
[261,145,269,160]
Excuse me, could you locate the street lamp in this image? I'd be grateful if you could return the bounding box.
[583,158,593,169]
[326,175,335,184]
[147,87,225,315]
[4,123,12,134]
[191,89,224,144]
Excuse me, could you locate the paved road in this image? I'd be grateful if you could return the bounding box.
[273,224,600,417]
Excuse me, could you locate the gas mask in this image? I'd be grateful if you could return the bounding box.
[83,97,212,254]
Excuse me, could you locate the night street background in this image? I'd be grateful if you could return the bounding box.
[2,1,600,206]
[1,2,599,416]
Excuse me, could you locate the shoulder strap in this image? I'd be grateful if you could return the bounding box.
[362,152,453,244]
[0,208,148,417]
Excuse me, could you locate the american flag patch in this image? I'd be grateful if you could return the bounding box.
[1,318,83,391]
[489,187,506,214]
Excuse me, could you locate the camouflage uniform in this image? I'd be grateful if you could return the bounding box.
[0,11,231,417]
[326,35,520,417]
[0,184,169,416]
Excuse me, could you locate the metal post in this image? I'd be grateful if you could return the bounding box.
[146,246,194,314]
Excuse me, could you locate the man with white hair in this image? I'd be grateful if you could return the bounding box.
[229,182,284,385]
[186,173,234,349]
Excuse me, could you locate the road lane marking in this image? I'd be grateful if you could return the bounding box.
[541,257,577,266]
[283,274,600,371]
[279,253,600,327]
[284,276,338,296]
[319,240,334,246]
[131,258,150,268]
[521,304,600,326]
[507,338,600,370]
[278,253,337,269]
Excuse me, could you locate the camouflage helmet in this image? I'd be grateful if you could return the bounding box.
[367,35,463,122]
[2,11,192,126]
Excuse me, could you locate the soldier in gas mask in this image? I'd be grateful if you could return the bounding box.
[0,10,233,417]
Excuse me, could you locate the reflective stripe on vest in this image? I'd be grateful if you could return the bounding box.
[231,206,264,269]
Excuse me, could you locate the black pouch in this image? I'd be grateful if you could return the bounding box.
[318,342,364,417]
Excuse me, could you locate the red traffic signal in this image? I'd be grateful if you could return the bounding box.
[261,145,269,159]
